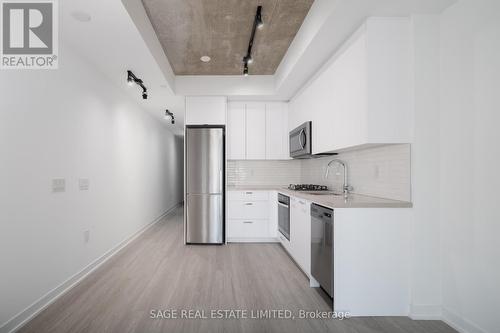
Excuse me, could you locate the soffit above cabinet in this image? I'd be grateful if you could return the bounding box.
[141,0,314,75]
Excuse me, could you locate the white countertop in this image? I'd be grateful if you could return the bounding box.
[227,185,413,209]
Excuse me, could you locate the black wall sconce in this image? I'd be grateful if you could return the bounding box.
[127,70,148,99]
[164,110,175,124]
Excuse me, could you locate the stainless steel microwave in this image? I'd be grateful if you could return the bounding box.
[289,121,312,158]
[289,121,336,159]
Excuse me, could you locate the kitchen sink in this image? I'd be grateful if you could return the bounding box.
[303,191,342,196]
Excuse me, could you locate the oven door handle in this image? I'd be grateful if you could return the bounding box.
[278,202,289,208]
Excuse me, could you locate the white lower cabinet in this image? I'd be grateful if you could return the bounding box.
[227,190,278,242]
[289,197,311,277]
[276,193,411,316]
[227,219,269,238]
[333,208,411,315]
[227,201,269,219]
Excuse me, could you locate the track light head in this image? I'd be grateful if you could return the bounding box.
[127,70,148,100]
[243,54,253,64]
[256,6,263,28]
[164,110,175,124]
[127,71,134,86]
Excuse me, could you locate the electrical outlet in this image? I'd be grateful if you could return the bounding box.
[83,230,90,243]
[52,178,66,193]
[374,165,380,179]
[79,178,90,191]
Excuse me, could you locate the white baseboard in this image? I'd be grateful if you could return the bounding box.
[442,307,487,333]
[226,237,279,243]
[409,303,442,320]
[408,304,489,333]
[0,203,182,333]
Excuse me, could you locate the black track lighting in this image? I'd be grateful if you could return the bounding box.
[242,6,263,76]
[127,70,148,100]
[164,110,175,124]
[256,6,264,29]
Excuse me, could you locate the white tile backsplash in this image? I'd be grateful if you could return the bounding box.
[301,144,411,201]
[228,144,411,201]
[227,160,301,186]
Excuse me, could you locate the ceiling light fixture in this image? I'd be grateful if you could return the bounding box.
[242,6,263,76]
[127,70,148,100]
[164,110,175,124]
[200,55,211,62]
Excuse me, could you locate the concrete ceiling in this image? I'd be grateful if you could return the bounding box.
[141,0,315,75]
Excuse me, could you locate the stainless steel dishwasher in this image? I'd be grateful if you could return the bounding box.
[311,203,334,299]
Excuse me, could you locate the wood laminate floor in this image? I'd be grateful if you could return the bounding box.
[19,206,457,333]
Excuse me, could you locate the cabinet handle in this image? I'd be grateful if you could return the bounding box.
[243,221,253,224]
[245,192,253,194]
[245,203,253,206]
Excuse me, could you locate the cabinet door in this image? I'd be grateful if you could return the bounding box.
[266,102,289,160]
[289,197,301,263]
[185,96,227,125]
[297,199,311,276]
[227,102,246,159]
[289,197,298,258]
[245,103,266,159]
[290,197,311,276]
[268,191,278,238]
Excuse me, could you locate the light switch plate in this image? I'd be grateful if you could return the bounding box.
[52,178,66,193]
[83,230,90,243]
[79,178,90,191]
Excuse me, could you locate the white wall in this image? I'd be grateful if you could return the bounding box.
[439,1,500,332]
[0,44,183,330]
[409,14,443,319]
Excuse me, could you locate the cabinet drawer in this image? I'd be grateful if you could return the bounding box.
[227,219,269,238]
[228,201,269,219]
[228,191,269,201]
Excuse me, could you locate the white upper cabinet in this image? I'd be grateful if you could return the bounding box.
[227,101,289,160]
[245,103,267,160]
[265,102,289,160]
[227,102,246,160]
[289,18,412,154]
[185,96,227,125]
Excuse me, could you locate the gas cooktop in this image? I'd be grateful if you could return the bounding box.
[288,184,329,191]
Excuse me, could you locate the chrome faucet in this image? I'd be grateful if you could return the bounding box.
[325,159,353,196]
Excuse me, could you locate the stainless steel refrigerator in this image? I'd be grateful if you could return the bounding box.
[185,126,225,244]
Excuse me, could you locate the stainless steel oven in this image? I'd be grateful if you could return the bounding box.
[289,121,311,158]
[278,193,290,240]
